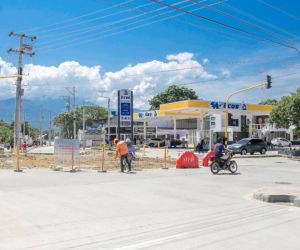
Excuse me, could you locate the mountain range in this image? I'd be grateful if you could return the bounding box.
[0,98,144,129]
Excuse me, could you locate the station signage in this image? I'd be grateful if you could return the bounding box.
[210,101,247,111]
[118,89,133,127]
[137,111,158,119]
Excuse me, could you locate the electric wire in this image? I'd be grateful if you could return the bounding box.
[188,0,297,45]
[256,0,300,22]
[37,0,192,48]
[38,0,223,52]
[221,2,300,41]
[36,2,155,36]
[149,0,300,54]
[22,0,138,33]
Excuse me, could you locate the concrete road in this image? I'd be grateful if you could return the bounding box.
[0,157,299,250]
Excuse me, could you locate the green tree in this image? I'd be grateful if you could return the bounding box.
[53,105,107,139]
[76,105,108,127]
[270,88,300,136]
[149,85,198,110]
[0,120,13,145]
[259,99,278,105]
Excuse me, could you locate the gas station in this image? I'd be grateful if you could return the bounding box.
[134,99,274,147]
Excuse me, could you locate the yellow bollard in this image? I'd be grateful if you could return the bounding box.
[162,146,168,169]
[143,144,146,156]
[70,147,76,172]
[14,146,23,172]
[98,144,107,173]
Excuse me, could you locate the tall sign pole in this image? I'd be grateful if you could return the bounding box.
[118,89,133,141]
[117,91,121,140]
[131,91,134,141]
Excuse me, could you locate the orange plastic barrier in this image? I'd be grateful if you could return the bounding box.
[202,150,215,167]
[176,151,199,169]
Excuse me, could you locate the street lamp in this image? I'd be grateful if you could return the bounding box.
[224,75,272,146]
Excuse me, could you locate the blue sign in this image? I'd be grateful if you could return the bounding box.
[138,111,157,119]
[118,89,133,127]
[121,103,131,116]
[210,101,247,111]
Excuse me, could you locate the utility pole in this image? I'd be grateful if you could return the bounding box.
[82,101,86,149]
[99,96,111,144]
[8,32,36,152]
[23,111,26,140]
[107,97,111,144]
[40,109,44,146]
[28,123,31,141]
[61,95,71,112]
[66,87,76,139]
[48,111,52,146]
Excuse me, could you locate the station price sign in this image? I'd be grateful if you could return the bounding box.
[118,89,133,127]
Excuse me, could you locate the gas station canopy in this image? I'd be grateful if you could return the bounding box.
[134,100,273,122]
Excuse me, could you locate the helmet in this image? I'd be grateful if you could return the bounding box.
[217,137,223,143]
[125,138,131,143]
[113,138,119,144]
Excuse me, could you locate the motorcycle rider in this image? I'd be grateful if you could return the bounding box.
[214,137,226,160]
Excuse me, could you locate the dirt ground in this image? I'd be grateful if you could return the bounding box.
[0,150,175,171]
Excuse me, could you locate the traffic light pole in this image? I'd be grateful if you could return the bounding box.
[224,77,271,146]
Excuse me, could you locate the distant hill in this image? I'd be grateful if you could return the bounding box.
[0,98,72,128]
[0,98,145,129]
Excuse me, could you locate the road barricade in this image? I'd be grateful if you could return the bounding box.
[176,151,199,169]
[202,149,214,167]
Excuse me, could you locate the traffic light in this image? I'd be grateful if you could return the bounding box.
[266,75,272,89]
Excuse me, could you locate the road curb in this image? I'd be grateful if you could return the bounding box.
[233,155,280,159]
[253,187,300,207]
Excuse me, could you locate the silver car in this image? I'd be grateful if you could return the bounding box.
[271,138,291,147]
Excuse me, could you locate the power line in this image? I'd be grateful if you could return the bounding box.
[37,2,154,37]
[37,0,193,49]
[37,1,175,48]
[256,0,300,22]
[149,0,300,54]
[38,0,224,53]
[221,2,300,42]
[23,0,138,33]
[188,0,297,45]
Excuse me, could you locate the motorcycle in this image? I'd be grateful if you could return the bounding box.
[210,150,238,174]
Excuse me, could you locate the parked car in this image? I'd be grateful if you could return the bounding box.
[228,138,267,155]
[271,138,292,147]
[169,139,182,148]
[144,138,165,147]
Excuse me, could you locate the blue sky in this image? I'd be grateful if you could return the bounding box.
[0,0,299,108]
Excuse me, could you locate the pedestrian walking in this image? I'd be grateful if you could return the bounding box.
[114,138,131,173]
[22,141,27,155]
[126,138,135,166]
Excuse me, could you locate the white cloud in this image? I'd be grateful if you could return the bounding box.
[0,52,217,109]
[202,58,209,64]
[166,52,194,63]
[1,52,298,111]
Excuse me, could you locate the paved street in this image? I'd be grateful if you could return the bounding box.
[0,157,299,250]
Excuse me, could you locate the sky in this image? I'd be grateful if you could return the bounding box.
[0,0,300,109]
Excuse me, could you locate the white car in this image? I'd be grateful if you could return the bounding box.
[271,138,292,147]
[144,138,165,147]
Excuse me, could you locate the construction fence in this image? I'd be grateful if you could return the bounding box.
[4,141,200,172]
[51,139,176,172]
